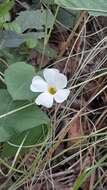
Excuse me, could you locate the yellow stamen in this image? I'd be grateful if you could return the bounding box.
[48,86,57,95]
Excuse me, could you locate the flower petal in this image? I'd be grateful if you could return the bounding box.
[43,68,67,89]
[30,76,48,92]
[43,68,59,80]
[35,92,53,108]
[54,89,70,103]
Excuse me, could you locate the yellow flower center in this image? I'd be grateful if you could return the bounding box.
[48,86,57,95]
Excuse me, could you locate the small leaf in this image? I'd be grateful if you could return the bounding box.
[0,30,44,49]
[0,30,24,48]
[5,62,36,100]
[0,0,14,17]
[0,12,10,22]
[24,32,44,48]
[0,90,49,142]
[14,9,54,33]
[26,39,38,49]
[3,22,21,33]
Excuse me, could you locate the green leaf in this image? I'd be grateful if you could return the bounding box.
[57,8,79,28]
[24,32,45,48]
[35,41,57,58]
[0,0,14,17]
[3,22,21,33]
[0,12,10,22]
[5,62,36,100]
[0,30,24,48]
[0,49,26,65]
[23,32,45,40]
[26,38,38,49]
[3,125,49,157]
[0,30,44,49]
[0,90,49,142]
[55,0,107,16]
[14,9,54,33]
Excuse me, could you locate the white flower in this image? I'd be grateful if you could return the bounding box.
[30,68,70,108]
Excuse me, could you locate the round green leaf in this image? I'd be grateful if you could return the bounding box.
[5,62,36,100]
